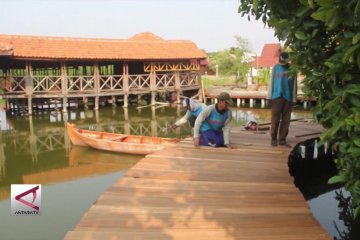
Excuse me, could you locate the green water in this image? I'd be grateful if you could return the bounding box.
[0,105,314,240]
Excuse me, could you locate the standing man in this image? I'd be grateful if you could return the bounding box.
[193,92,233,148]
[267,52,297,147]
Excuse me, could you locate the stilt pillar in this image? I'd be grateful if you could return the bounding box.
[123,94,128,108]
[62,97,67,113]
[250,99,254,108]
[27,95,32,115]
[261,99,265,108]
[94,96,99,111]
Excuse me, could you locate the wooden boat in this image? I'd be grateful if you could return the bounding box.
[66,123,179,155]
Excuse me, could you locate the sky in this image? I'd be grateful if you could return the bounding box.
[0,0,279,54]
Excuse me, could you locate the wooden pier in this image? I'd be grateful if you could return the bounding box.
[64,121,332,240]
[205,88,317,109]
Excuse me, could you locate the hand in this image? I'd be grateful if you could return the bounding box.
[171,124,178,130]
[194,137,199,147]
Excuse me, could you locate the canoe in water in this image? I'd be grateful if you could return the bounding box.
[66,122,179,155]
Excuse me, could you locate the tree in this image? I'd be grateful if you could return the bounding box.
[208,35,251,83]
[239,0,360,217]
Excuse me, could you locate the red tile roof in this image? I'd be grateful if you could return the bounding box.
[0,32,207,60]
[253,43,281,68]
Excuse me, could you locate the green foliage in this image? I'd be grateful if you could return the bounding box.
[256,68,270,85]
[239,0,360,217]
[208,35,251,83]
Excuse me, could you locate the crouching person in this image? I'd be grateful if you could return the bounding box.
[193,92,233,149]
[171,98,207,130]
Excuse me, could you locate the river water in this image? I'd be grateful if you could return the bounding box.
[0,105,356,239]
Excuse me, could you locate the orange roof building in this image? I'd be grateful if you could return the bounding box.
[0,32,207,112]
[253,43,281,68]
[0,32,206,60]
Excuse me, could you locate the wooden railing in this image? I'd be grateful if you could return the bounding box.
[67,76,95,93]
[32,76,62,93]
[1,76,26,93]
[128,74,151,90]
[156,74,176,89]
[99,75,123,91]
[1,72,199,96]
[180,73,198,87]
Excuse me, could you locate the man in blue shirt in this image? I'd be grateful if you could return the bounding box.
[171,98,206,129]
[193,92,233,148]
[267,52,297,147]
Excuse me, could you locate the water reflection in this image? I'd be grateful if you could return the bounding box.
[23,146,139,185]
[333,190,360,240]
[289,138,359,240]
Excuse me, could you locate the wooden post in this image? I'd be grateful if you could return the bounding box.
[95,110,101,131]
[94,63,100,111]
[61,62,68,113]
[174,71,181,103]
[112,96,116,107]
[198,73,205,103]
[54,98,59,111]
[151,106,156,120]
[124,107,129,121]
[137,94,142,106]
[237,98,241,107]
[241,99,245,106]
[64,123,71,157]
[62,109,68,122]
[151,92,156,106]
[261,99,265,108]
[151,119,157,137]
[25,62,33,115]
[250,98,254,108]
[62,97,67,113]
[28,115,38,163]
[123,63,129,108]
[124,108,130,134]
[177,104,181,117]
[304,101,308,109]
[83,97,88,109]
[27,95,32,115]
[150,64,156,106]
[94,96,99,111]
[123,94,128,108]
[95,109,99,123]
[176,91,180,104]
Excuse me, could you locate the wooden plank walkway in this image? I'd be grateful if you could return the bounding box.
[64,120,332,240]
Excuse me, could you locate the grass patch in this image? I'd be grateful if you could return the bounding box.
[202,76,237,89]
[0,99,5,109]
